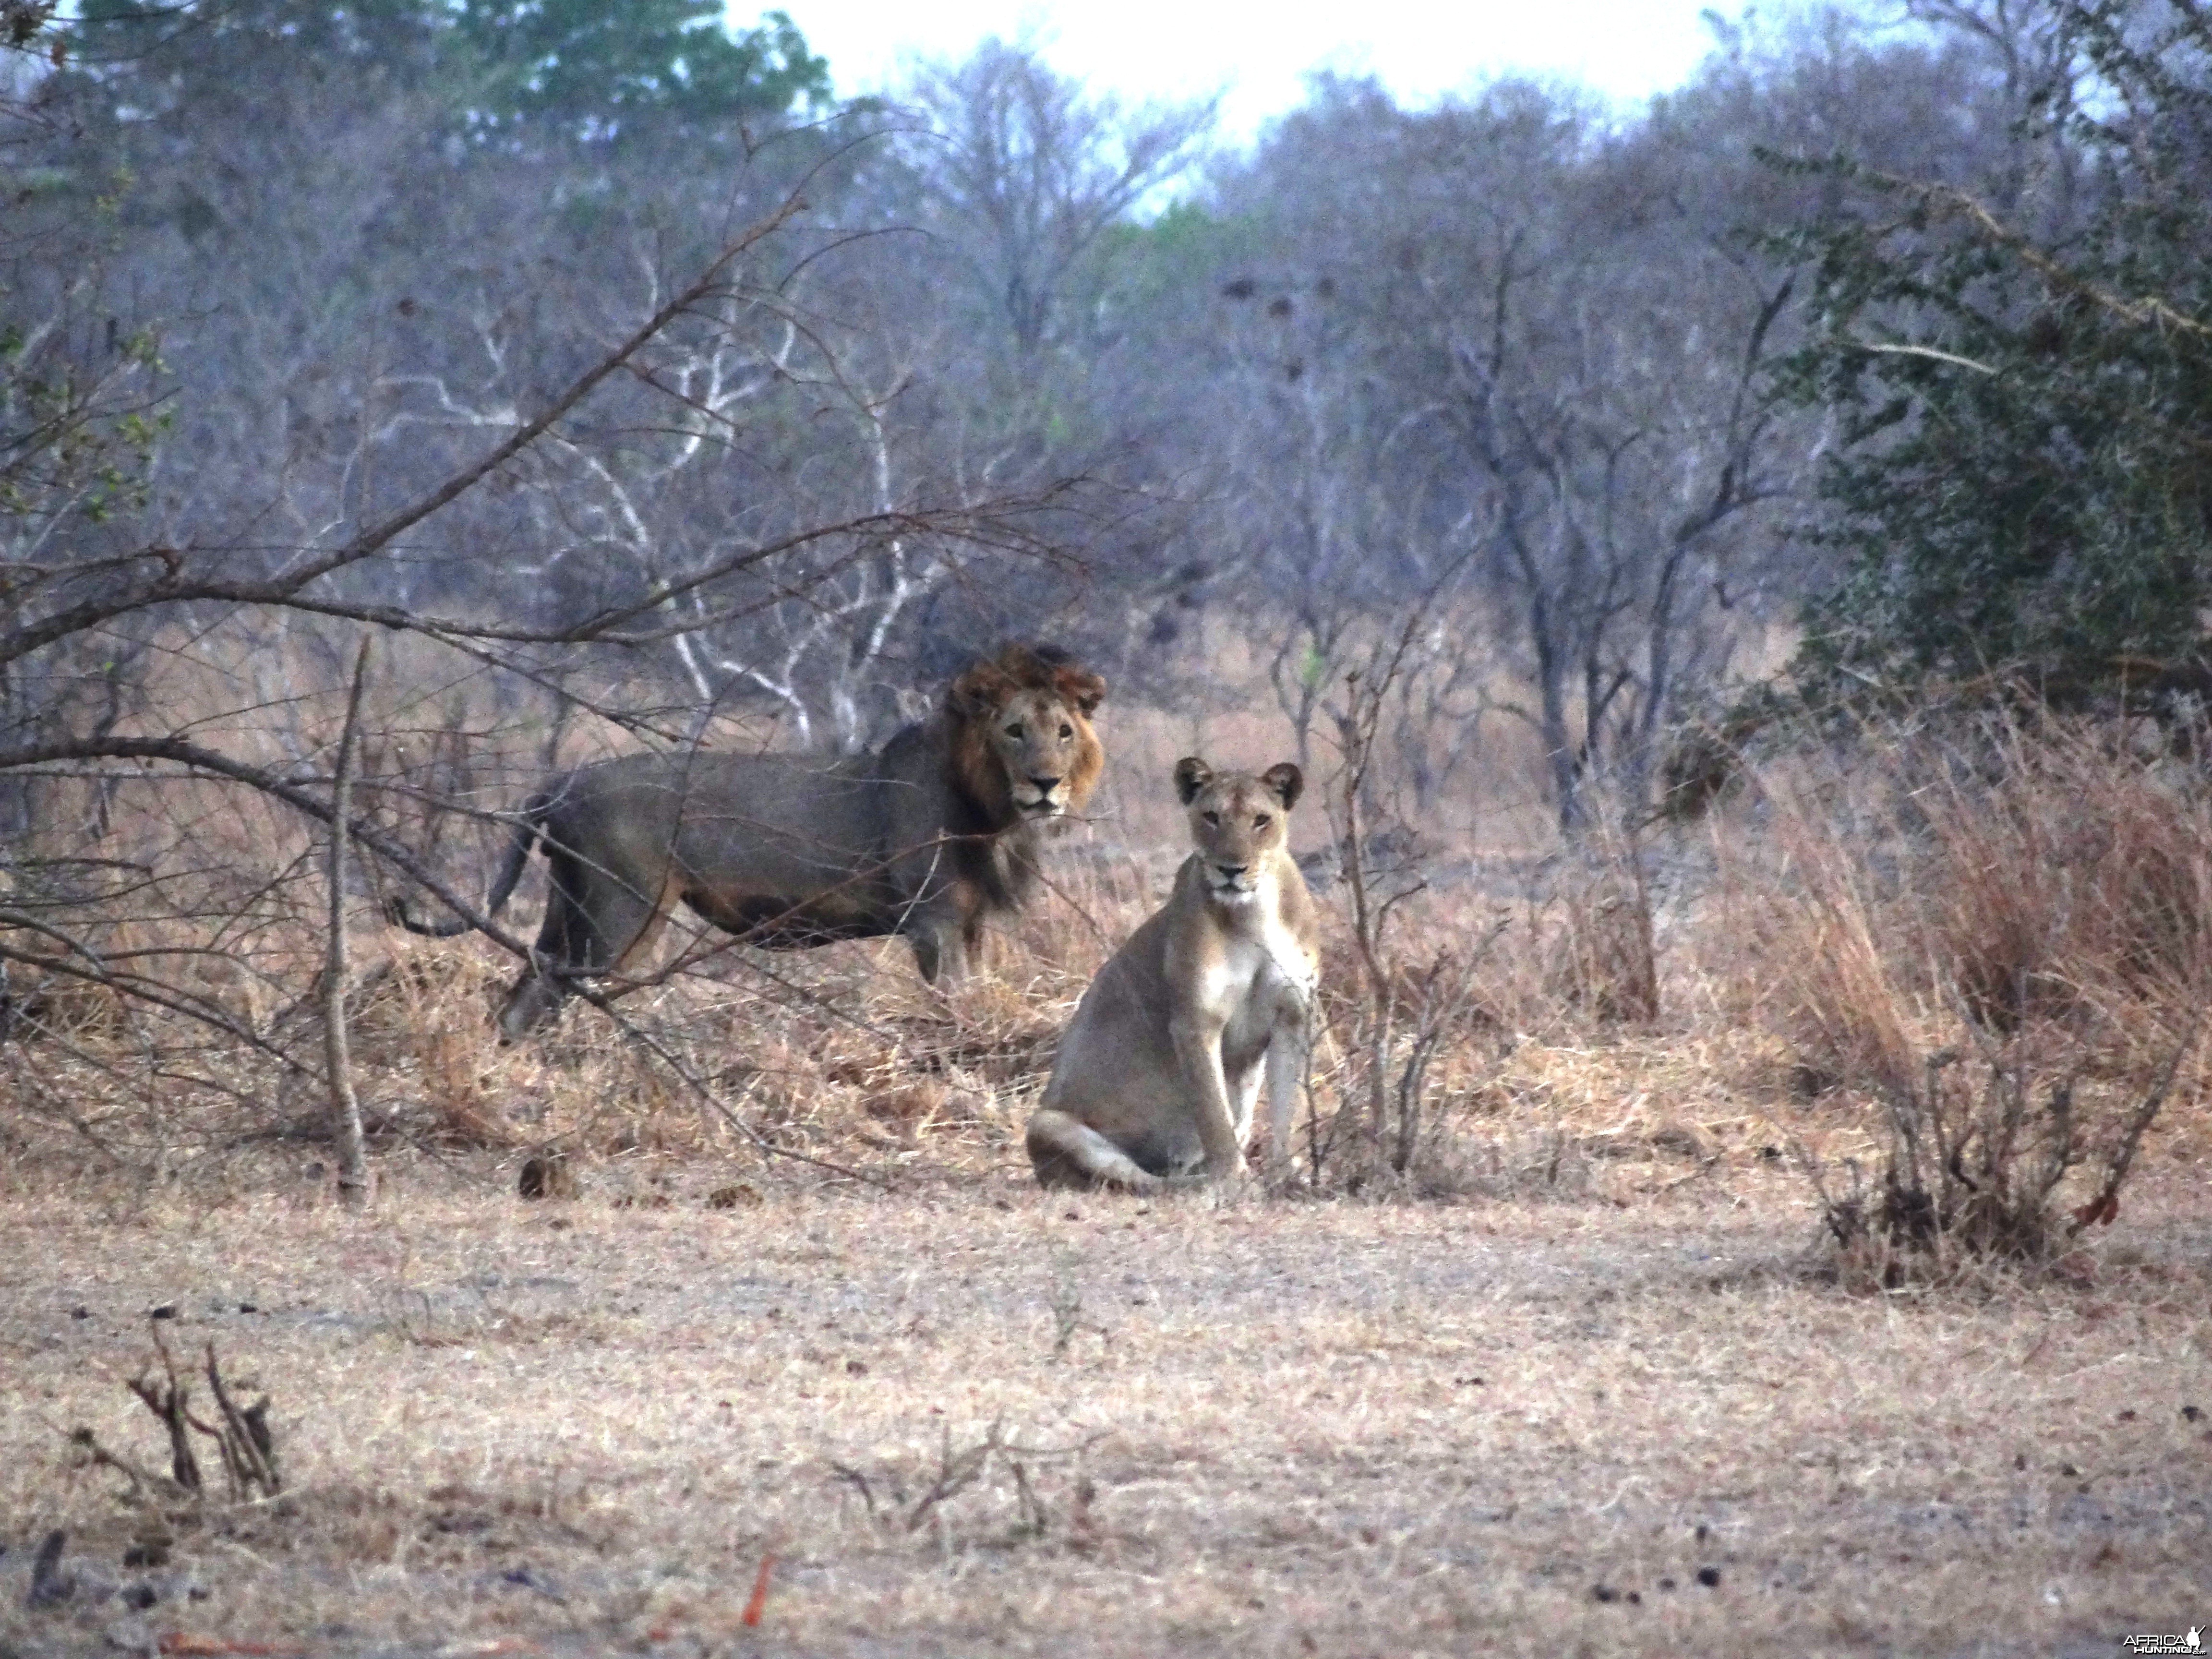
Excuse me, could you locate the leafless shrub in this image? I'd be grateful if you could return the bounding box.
[830,1419,1096,1549]
[71,1328,280,1508]
[1306,630,1510,1190]
[1801,1013,2190,1282]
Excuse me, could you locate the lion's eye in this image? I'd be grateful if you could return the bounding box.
[1058,723,1072,739]
[1005,723,1023,738]
[1202,811,1220,826]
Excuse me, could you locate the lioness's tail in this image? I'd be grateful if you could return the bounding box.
[384,789,553,939]
[1025,1109,1167,1194]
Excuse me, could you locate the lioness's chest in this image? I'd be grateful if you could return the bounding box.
[1202,905,1314,1038]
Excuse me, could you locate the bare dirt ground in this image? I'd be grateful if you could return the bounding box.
[3,1161,2208,1659]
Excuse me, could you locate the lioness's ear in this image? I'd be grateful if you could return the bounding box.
[1173,756,1213,805]
[1261,762,1303,810]
[948,662,1010,720]
[1054,667,1106,716]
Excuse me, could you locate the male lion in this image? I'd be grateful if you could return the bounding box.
[387,645,1106,1040]
[1026,756,1319,1191]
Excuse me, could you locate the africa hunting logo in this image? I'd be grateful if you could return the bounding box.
[2122,1628,2202,1654]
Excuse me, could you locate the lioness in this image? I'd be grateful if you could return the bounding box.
[1027,757,1319,1191]
[387,645,1106,1040]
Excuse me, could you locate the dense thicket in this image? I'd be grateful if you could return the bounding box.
[1,0,2200,842]
[1779,0,2212,714]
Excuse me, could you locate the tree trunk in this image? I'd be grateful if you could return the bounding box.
[327,635,373,1209]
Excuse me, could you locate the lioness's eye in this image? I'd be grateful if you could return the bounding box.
[1202,811,1220,826]
[1005,722,1023,738]
[1254,815,1270,829]
[1058,723,1072,738]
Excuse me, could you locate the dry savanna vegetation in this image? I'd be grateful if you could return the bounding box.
[8,1,2212,1652]
[4,660,2212,1659]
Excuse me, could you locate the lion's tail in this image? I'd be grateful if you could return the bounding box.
[383,788,553,939]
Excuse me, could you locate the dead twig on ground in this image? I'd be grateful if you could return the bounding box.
[78,1325,280,1506]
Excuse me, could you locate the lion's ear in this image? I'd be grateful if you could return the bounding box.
[948,663,1010,720]
[994,644,1046,680]
[1174,756,1213,805]
[1261,762,1303,810]
[1054,667,1106,716]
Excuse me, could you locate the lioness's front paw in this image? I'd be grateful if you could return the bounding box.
[1192,1161,1263,1206]
[1259,1159,1303,1195]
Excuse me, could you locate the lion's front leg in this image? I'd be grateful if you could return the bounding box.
[1169,1010,1245,1182]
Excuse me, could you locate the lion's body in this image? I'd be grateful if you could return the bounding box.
[390,647,1105,1040]
[1027,759,1318,1191]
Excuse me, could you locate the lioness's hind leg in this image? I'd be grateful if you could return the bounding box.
[1026,1109,1165,1193]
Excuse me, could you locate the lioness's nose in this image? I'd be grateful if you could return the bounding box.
[1216,862,1248,878]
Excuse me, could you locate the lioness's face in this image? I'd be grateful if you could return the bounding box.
[992,688,1096,818]
[1175,758,1303,902]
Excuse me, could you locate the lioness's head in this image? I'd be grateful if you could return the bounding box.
[1174,757,1302,902]
[948,645,1108,823]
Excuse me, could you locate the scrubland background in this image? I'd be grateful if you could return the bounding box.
[4,1,2212,1654]
[6,654,2211,1659]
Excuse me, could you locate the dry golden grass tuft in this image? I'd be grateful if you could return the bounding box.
[1715,714,2212,1281]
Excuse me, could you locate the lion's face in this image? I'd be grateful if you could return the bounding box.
[949,648,1107,825]
[989,687,1100,818]
[1175,758,1303,902]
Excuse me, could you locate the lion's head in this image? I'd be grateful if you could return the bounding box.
[947,645,1107,824]
[1174,756,1302,903]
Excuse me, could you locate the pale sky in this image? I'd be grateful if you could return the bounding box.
[779,0,1739,142]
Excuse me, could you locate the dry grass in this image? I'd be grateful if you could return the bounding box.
[1719,714,2212,1278]
[8,652,2212,1651]
[2,1178,2208,1659]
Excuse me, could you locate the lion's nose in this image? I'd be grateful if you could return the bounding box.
[1029,774,1062,794]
